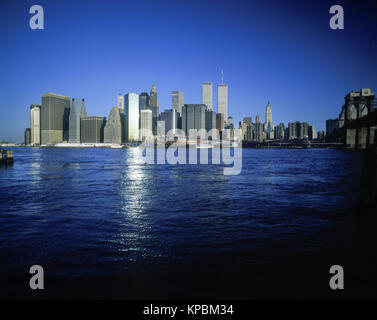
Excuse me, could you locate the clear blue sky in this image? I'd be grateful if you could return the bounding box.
[0,0,376,142]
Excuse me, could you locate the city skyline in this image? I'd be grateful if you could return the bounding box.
[1,0,377,142]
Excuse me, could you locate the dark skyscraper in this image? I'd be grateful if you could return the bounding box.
[149,84,159,135]
[139,92,150,113]
[40,93,71,145]
[80,116,106,143]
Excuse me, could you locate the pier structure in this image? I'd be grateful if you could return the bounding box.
[0,149,13,165]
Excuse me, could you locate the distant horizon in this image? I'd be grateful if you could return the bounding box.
[1,0,377,142]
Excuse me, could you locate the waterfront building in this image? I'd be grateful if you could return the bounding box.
[80,116,106,143]
[172,90,184,115]
[30,104,41,145]
[139,92,150,113]
[308,125,316,140]
[216,113,225,131]
[40,93,70,145]
[202,82,213,110]
[226,116,234,129]
[217,84,228,120]
[149,84,159,135]
[205,110,216,132]
[288,121,309,140]
[182,104,206,136]
[263,102,274,139]
[318,130,325,141]
[69,98,87,143]
[159,109,178,135]
[104,107,122,144]
[24,128,31,145]
[326,119,340,137]
[117,94,124,112]
[255,115,264,142]
[240,117,254,141]
[125,93,140,142]
[140,109,153,141]
[274,123,285,140]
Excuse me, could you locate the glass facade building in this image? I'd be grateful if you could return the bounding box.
[69,98,87,143]
[125,93,140,142]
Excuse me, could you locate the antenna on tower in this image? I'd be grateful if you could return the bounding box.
[221,69,224,84]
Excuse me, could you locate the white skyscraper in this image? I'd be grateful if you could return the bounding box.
[125,93,140,142]
[263,102,274,139]
[202,82,213,110]
[217,84,228,120]
[140,109,153,141]
[172,90,184,115]
[30,104,41,145]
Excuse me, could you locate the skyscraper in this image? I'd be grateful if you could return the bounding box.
[149,84,159,135]
[159,109,178,135]
[125,93,140,142]
[216,113,225,131]
[30,104,41,145]
[217,84,228,120]
[69,98,87,143]
[117,94,124,112]
[255,115,264,142]
[172,90,184,115]
[24,128,31,145]
[104,107,122,144]
[263,102,274,139]
[139,92,150,113]
[140,109,153,141]
[80,116,106,143]
[202,82,213,110]
[40,93,70,145]
[205,110,216,132]
[182,104,206,136]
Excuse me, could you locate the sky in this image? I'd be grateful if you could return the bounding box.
[0,0,376,142]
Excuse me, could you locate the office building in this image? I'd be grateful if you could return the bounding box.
[216,113,225,131]
[263,102,274,139]
[117,94,124,112]
[139,92,150,112]
[104,107,122,144]
[149,84,159,135]
[125,93,140,142]
[172,90,184,115]
[326,119,340,137]
[308,125,316,140]
[159,109,178,135]
[217,84,228,120]
[202,82,213,110]
[182,104,206,136]
[255,115,264,142]
[205,110,216,132]
[24,128,31,145]
[274,123,285,140]
[40,93,70,145]
[318,130,325,141]
[30,104,41,145]
[81,116,106,143]
[288,121,309,140]
[69,98,87,143]
[140,109,153,141]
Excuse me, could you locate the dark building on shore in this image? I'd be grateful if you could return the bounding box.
[326,119,340,138]
[24,128,31,145]
[40,93,71,144]
[80,116,106,143]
